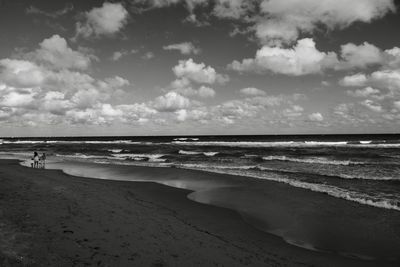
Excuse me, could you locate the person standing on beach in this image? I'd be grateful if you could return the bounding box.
[33,152,39,168]
[40,153,46,169]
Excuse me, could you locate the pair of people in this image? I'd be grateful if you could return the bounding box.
[32,152,46,168]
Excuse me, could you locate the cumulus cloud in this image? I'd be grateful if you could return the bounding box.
[133,0,395,44]
[347,87,380,98]
[0,59,45,87]
[173,58,228,84]
[34,35,93,70]
[338,42,383,69]
[75,2,129,39]
[163,42,200,55]
[197,86,215,98]
[0,35,137,126]
[0,91,36,108]
[340,73,368,87]
[154,92,190,112]
[308,112,324,122]
[361,99,382,112]
[256,0,395,45]
[240,87,266,96]
[229,38,337,76]
[213,0,256,19]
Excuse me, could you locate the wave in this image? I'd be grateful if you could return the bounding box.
[111,153,167,162]
[172,141,400,148]
[108,149,123,153]
[56,153,108,159]
[177,163,400,211]
[262,156,360,166]
[178,150,219,156]
[173,138,199,141]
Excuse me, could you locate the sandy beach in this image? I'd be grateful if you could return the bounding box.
[0,159,397,267]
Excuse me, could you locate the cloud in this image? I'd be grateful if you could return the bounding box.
[361,99,382,112]
[340,73,368,87]
[283,105,304,118]
[26,3,73,18]
[308,112,324,121]
[197,86,215,98]
[341,69,400,94]
[163,42,201,55]
[256,0,395,45]
[173,58,228,84]
[347,87,380,98]
[132,0,395,45]
[111,49,138,61]
[34,35,93,70]
[0,35,137,126]
[337,42,383,69]
[229,38,337,76]
[0,91,36,108]
[142,52,155,60]
[75,2,129,39]
[0,59,45,87]
[213,0,256,19]
[240,87,266,96]
[154,92,190,112]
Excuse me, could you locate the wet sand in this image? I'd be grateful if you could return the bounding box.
[0,159,396,266]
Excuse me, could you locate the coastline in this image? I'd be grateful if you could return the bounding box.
[0,159,396,266]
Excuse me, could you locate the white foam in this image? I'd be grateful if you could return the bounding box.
[179,150,202,155]
[56,153,107,159]
[203,152,219,156]
[111,153,166,162]
[108,149,123,153]
[178,150,219,156]
[262,156,355,166]
[172,140,400,148]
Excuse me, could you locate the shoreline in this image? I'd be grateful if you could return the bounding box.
[0,159,396,266]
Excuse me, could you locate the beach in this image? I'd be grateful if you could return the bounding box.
[0,159,397,267]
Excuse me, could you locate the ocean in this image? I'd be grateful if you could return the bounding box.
[1,134,400,260]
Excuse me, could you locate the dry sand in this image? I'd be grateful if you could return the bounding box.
[0,159,394,266]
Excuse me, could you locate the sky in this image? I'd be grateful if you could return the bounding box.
[0,0,400,136]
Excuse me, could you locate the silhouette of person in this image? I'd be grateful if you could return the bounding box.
[33,152,39,168]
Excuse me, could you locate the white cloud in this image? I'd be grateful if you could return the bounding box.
[361,99,382,112]
[173,58,228,84]
[308,112,324,121]
[75,2,129,39]
[0,91,36,108]
[240,87,266,96]
[133,0,395,45]
[347,87,380,98]
[213,0,255,19]
[256,0,395,44]
[338,42,383,69]
[111,49,137,61]
[154,92,190,112]
[35,35,92,70]
[229,38,337,76]
[283,105,304,118]
[163,42,200,55]
[340,73,368,87]
[0,59,45,87]
[197,86,215,98]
